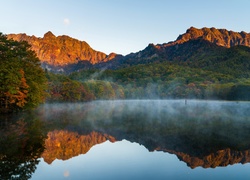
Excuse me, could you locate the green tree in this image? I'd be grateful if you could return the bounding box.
[0,33,47,113]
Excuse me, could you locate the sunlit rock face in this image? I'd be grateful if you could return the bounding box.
[42,130,116,164]
[165,27,250,48]
[137,27,250,57]
[7,32,118,66]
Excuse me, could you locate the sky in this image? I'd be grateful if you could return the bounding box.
[1,0,250,55]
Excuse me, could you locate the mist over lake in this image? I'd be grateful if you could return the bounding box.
[1,100,250,179]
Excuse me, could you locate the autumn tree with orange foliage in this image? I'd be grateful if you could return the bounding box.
[0,33,47,113]
[4,69,29,109]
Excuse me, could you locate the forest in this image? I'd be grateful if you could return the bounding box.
[46,61,250,102]
[1,33,250,113]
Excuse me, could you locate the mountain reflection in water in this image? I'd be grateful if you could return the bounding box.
[1,100,250,179]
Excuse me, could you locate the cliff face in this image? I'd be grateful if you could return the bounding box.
[165,26,250,48]
[7,31,118,66]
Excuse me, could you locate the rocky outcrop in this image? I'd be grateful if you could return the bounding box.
[164,26,250,48]
[7,32,118,66]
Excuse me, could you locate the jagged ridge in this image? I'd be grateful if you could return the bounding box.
[7,31,118,66]
[163,26,250,48]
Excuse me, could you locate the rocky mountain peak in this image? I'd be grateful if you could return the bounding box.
[43,31,56,39]
[7,32,119,66]
[172,27,250,48]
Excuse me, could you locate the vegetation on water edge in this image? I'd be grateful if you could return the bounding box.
[0,33,47,113]
[46,62,250,102]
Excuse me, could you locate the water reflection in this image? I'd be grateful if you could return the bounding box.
[36,100,250,169]
[33,140,250,180]
[34,140,189,180]
[0,114,46,179]
[42,130,115,164]
[1,100,250,179]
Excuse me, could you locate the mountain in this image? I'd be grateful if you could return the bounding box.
[97,40,250,79]
[94,27,250,77]
[100,38,224,68]
[128,26,250,58]
[167,26,250,47]
[7,27,250,73]
[7,31,120,66]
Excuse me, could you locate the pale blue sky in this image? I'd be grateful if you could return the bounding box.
[1,0,249,55]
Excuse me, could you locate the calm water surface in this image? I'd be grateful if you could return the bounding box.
[1,100,250,180]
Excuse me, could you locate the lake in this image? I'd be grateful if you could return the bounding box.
[1,100,250,180]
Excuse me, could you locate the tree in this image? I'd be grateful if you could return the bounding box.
[0,33,47,113]
[3,69,29,109]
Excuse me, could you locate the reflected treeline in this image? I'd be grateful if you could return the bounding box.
[35,100,250,169]
[0,113,46,179]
